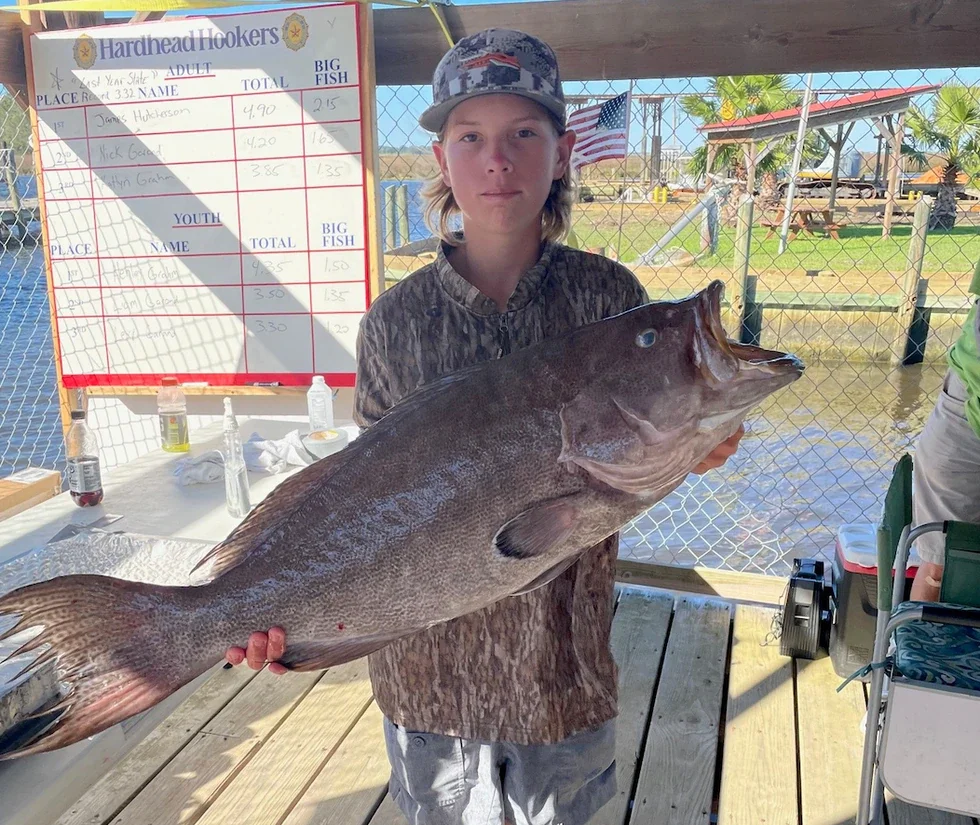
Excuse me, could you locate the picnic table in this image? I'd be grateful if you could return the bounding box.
[760,206,847,241]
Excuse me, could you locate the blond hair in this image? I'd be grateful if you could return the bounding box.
[421,116,574,247]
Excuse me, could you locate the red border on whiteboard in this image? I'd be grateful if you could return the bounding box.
[62,372,356,388]
[34,2,371,390]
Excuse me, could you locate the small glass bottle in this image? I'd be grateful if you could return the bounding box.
[222,397,251,518]
[157,377,190,452]
[66,408,104,507]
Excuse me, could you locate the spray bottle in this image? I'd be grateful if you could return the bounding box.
[222,397,251,518]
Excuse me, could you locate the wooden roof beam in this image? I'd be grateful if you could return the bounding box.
[0,11,26,96]
[373,0,980,86]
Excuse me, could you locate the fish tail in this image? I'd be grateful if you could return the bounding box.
[0,574,215,760]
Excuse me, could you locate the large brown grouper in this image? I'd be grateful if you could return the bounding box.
[0,280,803,758]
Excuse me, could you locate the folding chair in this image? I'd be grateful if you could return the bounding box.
[856,454,980,824]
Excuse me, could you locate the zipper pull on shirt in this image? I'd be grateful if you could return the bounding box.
[497,316,511,358]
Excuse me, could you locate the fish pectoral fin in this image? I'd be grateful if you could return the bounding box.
[277,630,407,672]
[493,495,584,560]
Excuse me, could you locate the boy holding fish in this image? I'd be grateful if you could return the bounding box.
[229,29,742,825]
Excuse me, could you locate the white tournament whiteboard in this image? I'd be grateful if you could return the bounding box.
[29,3,373,388]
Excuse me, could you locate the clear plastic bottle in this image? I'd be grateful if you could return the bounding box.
[307,375,334,432]
[157,377,190,452]
[221,397,251,518]
[66,408,104,507]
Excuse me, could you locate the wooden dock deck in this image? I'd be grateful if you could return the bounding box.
[52,587,978,825]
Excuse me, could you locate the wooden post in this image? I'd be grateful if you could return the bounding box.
[905,277,932,365]
[383,186,396,250]
[704,142,718,191]
[2,141,20,212]
[357,2,385,302]
[395,183,410,248]
[819,122,854,212]
[891,197,931,366]
[731,194,754,334]
[700,192,718,253]
[742,142,758,198]
[882,111,905,238]
[640,101,649,187]
[740,275,762,346]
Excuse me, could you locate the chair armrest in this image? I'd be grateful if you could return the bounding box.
[920,604,980,629]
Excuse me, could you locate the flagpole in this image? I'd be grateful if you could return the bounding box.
[615,82,634,261]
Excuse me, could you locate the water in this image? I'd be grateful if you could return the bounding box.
[0,176,37,203]
[0,182,953,574]
[620,360,946,574]
[0,247,64,480]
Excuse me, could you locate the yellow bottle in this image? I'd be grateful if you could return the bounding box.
[157,377,190,452]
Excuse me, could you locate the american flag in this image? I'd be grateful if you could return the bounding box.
[568,90,631,171]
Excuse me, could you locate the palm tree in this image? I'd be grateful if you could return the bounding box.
[906,86,980,230]
[681,75,824,222]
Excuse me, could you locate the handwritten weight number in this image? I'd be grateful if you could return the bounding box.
[244,134,277,151]
[252,287,286,300]
[255,320,289,333]
[323,258,350,273]
[251,258,287,276]
[242,103,276,120]
[323,287,350,303]
[250,162,285,178]
[310,96,338,114]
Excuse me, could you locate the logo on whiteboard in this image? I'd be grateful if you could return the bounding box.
[73,34,97,70]
[282,13,309,51]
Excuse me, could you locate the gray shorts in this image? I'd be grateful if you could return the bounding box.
[382,717,617,825]
[913,369,980,566]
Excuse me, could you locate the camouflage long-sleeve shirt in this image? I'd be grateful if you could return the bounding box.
[353,240,647,745]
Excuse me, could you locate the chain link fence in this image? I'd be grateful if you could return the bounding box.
[375,66,979,575]
[1,90,64,481]
[2,57,979,576]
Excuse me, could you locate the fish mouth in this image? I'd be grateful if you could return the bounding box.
[696,281,804,379]
[729,341,805,374]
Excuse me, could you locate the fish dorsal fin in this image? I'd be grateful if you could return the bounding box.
[191,448,352,581]
[372,360,488,425]
[493,494,585,560]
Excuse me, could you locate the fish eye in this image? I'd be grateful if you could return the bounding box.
[635,329,657,348]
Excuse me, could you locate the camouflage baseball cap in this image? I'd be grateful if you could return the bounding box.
[419,28,565,133]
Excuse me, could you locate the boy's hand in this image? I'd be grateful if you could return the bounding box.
[691,424,744,474]
[226,627,288,675]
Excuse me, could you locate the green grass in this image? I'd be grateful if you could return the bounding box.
[572,220,980,276]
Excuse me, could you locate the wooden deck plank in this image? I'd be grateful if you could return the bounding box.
[629,596,732,825]
[598,589,673,825]
[366,795,405,825]
[797,654,865,825]
[107,668,322,825]
[718,604,798,825]
[280,701,390,825]
[57,665,258,825]
[196,659,375,825]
